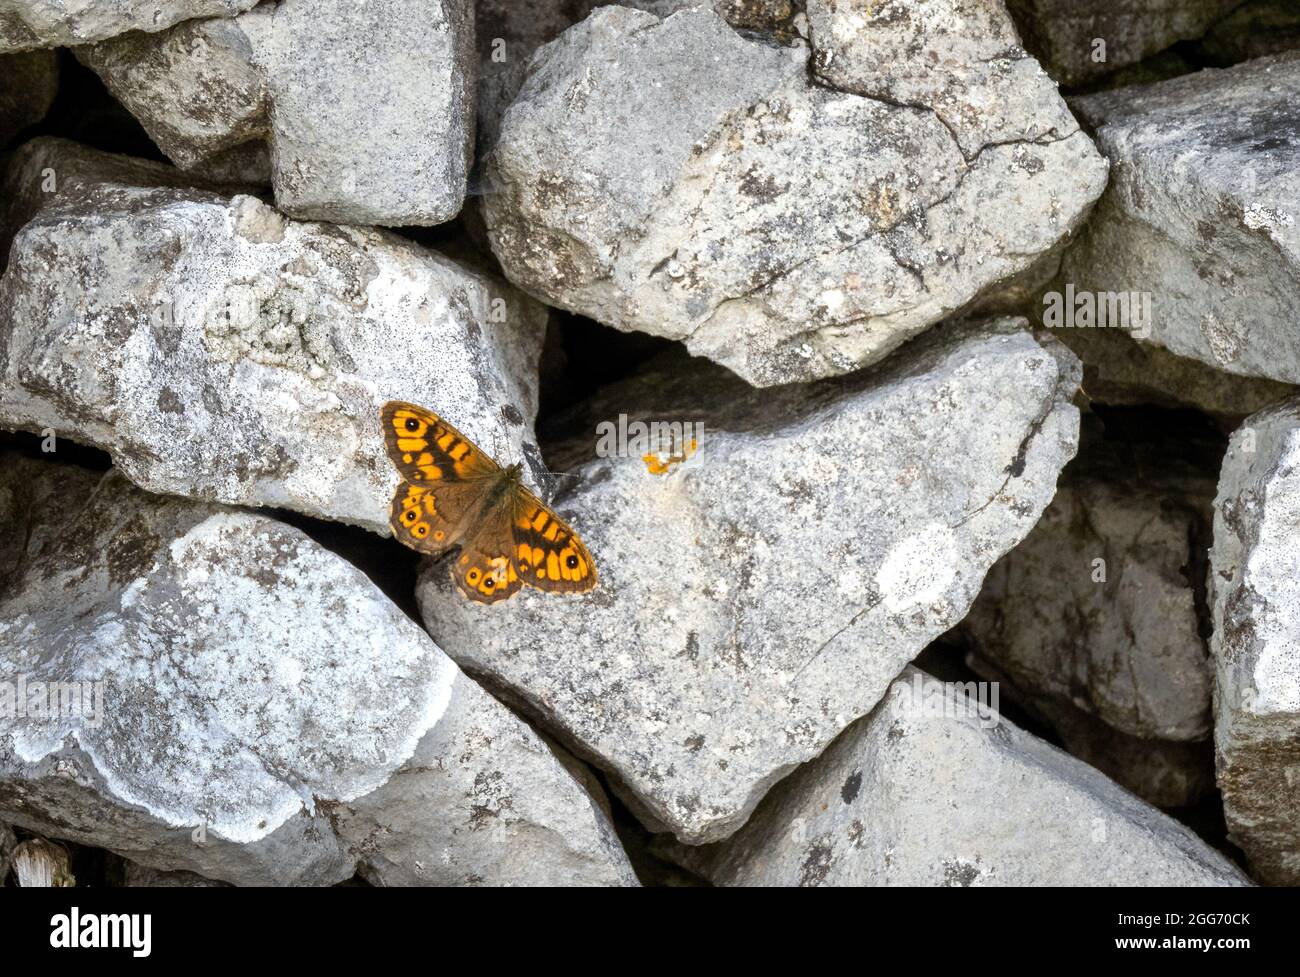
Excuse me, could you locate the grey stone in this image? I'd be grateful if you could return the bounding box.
[806,0,1077,158]
[0,49,56,145]
[254,0,474,225]
[1200,1,1300,66]
[0,456,638,886]
[1064,54,1300,385]
[75,13,270,171]
[417,318,1082,843]
[76,0,475,225]
[484,4,1106,387]
[1210,399,1300,885]
[474,0,602,163]
[1007,0,1239,86]
[962,448,1216,745]
[0,139,547,534]
[965,648,1216,808]
[1046,326,1297,418]
[0,0,257,52]
[705,668,1251,885]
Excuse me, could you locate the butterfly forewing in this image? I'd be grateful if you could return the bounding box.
[381,402,500,484]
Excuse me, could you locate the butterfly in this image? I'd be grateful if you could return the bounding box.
[380,401,597,604]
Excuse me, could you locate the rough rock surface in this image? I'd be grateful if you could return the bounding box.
[255,0,474,225]
[0,0,256,52]
[961,436,1218,806]
[418,319,1082,843]
[0,48,56,145]
[1210,400,1300,885]
[963,449,1214,743]
[76,0,474,225]
[1200,1,1300,66]
[484,4,1107,387]
[476,1,802,162]
[1007,0,1239,85]
[1046,326,1296,419]
[703,669,1251,885]
[0,139,548,533]
[75,12,270,172]
[1064,54,1300,385]
[0,456,637,886]
[474,0,600,163]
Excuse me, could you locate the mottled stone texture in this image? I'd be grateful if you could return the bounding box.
[1211,400,1300,885]
[1008,0,1239,85]
[76,0,475,225]
[703,669,1250,886]
[0,456,637,886]
[419,319,1081,843]
[484,4,1106,386]
[1064,54,1300,385]
[0,139,547,533]
[0,0,258,52]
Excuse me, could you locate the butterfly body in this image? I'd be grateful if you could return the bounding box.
[381,401,597,604]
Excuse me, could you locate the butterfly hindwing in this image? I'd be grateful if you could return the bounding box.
[389,481,483,555]
[453,503,526,604]
[381,401,499,485]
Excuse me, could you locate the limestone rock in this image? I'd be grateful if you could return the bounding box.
[963,447,1215,744]
[1046,326,1296,418]
[1007,0,1239,86]
[1210,399,1300,885]
[0,0,257,52]
[484,4,1106,386]
[76,0,475,225]
[705,668,1251,885]
[75,12,270,171]
[1064,54,1300,385]
[0,456,637,886]
[0,139,547,534]
[418,318,1082,842]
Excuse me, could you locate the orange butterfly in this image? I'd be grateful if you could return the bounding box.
[381,402,597,603]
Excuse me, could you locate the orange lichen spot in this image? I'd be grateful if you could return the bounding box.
[642,438,698,476]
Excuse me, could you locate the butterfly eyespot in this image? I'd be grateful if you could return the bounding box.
[403,510,416,523]
[403,453,413,463]
[404,418,420,432]
[483,577,494,590]
[434,530,444,541]
[413,524,428,538]
[467,568,480,584]
[565,554,579,570]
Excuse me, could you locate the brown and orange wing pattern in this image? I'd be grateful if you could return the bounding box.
[382,401,497,554]
[381,401,500,485]
[453,503,527,604]
[508,486,597,595]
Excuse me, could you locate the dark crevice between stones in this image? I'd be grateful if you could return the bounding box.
[11,49,165,161]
